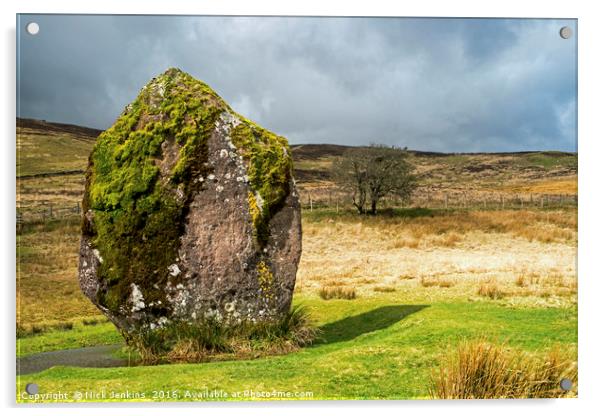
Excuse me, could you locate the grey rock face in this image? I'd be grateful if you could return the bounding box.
[78,68,301,338]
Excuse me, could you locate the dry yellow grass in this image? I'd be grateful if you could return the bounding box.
[477,278,506,300]
[17,219,101,326]
[431,340,577,398]
[515,275,527,287]
[17,207,577,325]
[421,276,456,288]
[298,208,577,307]
[398,274,416,280]
[501,177,577,195]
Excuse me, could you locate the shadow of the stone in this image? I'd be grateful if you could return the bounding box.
[17,344,127,375]
[316,304,428,345]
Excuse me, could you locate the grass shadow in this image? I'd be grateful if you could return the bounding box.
[383,207,440,218]
[316,304,428,345]
[303,207,446,221]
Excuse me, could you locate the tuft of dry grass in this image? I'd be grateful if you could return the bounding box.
[420,276,456,288]
[431,232,463,247]
[511,270,577,300]
[323,279,348,287]
[132,306,320,364]
[398,274,416,280]
[355,277,377,284]
[319,286,357,300]
[515,275,528,287]
[389,237,420,249]
[478,278,506,299]
[373,285,396,293]
[16,319,79,338]
[430,340,577,399]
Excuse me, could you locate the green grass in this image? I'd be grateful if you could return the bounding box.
[520,153,577,171]
[17,294,576,402]
[17,322,121,358]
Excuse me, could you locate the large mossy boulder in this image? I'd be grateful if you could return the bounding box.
[78,68,301,342]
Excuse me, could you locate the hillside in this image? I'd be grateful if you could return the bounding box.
[291,144,576,187]
[16,118,577,219]
[17,118,101,178]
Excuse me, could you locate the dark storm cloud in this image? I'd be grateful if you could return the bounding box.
[17,15,577,152]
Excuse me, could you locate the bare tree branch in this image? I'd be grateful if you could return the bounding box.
[332,144,417,214]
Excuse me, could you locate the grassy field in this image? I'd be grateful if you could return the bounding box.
[16,119,578,402]
[17,207,577,402]
[17,300,576,401]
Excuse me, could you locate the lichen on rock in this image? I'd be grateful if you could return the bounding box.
[79,68,302,345]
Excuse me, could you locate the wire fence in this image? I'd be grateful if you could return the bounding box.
[16,202,82,230]
[16,189,577,230]
[297,188,578,212]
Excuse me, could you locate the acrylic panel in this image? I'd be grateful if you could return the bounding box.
[16,14,577,403]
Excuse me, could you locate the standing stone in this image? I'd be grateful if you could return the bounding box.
[78,68,301,339]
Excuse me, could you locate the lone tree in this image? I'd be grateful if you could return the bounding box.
[332,144,417,214]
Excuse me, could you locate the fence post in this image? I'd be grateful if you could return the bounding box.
[310,195,313,212]
[445,193,448,209]
[76,201,81,214]
[336,198,339,213]
[540,195,544,208]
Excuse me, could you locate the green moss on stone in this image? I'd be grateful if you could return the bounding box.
[84,68,229,314]
[83,68,295,317]
[231,116,293,246]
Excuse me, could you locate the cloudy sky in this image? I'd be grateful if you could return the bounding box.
[17,15,577,152]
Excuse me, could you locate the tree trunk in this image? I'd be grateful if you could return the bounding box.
[353,202,364,214]
[352,190,366,215]
[370,199,377,215]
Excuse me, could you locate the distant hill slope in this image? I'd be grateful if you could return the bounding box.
[291,144,577,190]
[17,118,100,177]
[16,118,577,195]
[18,118,103,139]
